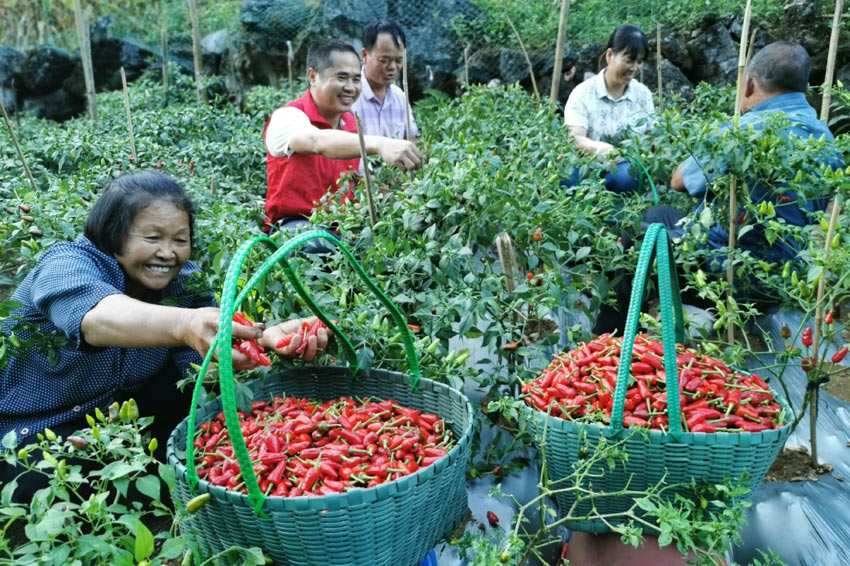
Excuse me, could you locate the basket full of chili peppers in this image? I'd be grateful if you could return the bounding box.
[520,224,792,533]
[167,231,473,566]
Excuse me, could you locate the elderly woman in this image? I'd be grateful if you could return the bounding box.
[563,24,655,193]
[0,171,329,499]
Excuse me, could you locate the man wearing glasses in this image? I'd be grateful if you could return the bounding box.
[352,21,420,141]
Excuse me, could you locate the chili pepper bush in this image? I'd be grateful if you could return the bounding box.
[520,333,792,534]
[168,368,473,566]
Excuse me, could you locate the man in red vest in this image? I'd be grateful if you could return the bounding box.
[263,39,421,243]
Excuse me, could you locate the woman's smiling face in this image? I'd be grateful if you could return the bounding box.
[114,199,191,299]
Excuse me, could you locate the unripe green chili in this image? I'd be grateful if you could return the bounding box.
[186,493,212,513]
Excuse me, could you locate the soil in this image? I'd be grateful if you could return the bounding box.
[764,445,835,483]
[822,364,850,405]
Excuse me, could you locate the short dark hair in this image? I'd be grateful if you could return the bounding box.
[606,24,649,61]
[747,41,810,94]
[362,21,406,51]
[85,171,195,256]
[306,39,360,74]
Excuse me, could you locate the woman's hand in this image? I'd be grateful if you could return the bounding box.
[262,317,330,362]
[181,307,265,370]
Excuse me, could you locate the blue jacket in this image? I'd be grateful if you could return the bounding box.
[678,92,842,263]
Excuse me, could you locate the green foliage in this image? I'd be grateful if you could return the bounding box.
[1,0,241,51]
[0,401,181,565]
[460,0,793,53]
[1,47,848,564]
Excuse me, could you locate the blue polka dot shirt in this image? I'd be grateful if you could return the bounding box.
[1,235,214,443]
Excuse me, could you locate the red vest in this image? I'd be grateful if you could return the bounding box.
[263,89,360,225]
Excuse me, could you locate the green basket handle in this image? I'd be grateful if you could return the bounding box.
[607,223,685,438]
[184,230,422,515]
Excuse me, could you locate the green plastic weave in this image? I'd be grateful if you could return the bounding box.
[183,230,421,514]
[168,368,472,566]
[168,230,473,564]
[524,223,792,533]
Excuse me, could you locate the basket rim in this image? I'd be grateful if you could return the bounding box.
[520,388,794,443]
[167,368,474,512]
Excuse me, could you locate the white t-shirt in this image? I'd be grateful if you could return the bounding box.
[264,107,314,157]
[564,69,655,142]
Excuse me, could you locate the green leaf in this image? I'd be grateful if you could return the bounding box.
[2,430,17,450]
[160,537,187,559]
[633,497,657,513]
[134,521,155,561]
[158,463,177,491]
[97,461,143,481]
[135,474,161,502]
[575,246,591,261]
[235,381,254,414]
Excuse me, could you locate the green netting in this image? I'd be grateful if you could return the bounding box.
[523,223,792,534]
[167,231,473,565]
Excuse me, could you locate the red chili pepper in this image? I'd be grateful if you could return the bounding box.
[275,334,294,349]
[832,346,848,364]
[235,339,272,366]
[802,327,813,347]
[486,511,499,527]
[824,309,834,325]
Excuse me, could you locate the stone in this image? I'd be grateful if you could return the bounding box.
[16,46,77,96]
[685,19,738,87]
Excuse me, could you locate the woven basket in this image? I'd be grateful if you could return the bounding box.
[167,231,473,565]
[168,368,472,565]
[523,224,792,534]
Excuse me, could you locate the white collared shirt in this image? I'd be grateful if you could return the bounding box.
[564,69,655,142]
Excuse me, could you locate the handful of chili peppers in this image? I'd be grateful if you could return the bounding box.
[194,395,454,497]
[232,312,271,366]
[522,333,786,433]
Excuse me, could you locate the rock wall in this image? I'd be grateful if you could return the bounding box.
[0,0,847,121]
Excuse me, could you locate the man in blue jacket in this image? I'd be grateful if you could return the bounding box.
[649,41,841,265]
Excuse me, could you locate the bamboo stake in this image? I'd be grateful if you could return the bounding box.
[354,114,377,227]
[549,0,571,102]
[73,0,97,124]
[725,0,752,345]
[186,0,206,105]
[228,30,244,110]
[506,16,539,98]
[0,100,38,193]
[402,48,412,141]
[464,45,469,86]
[656,23,663,110]
[820,0,844,123]
[287,40,294,94]
[496,232,518,294]
[161,25,169,105]
[120,67,137,163]
[809,197,841,467]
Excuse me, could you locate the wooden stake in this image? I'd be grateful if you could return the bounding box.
[496,232,518,294]
[161,26,169,105]
[186,0,206,105]
[402,48,412,141]
[354,113,377,227]
[549,0,571,102]
[726,0,752,345]
[820,0,844,123]
[287,40,294,94]
[506,16,539,98]
[656,23,663,110]
[0,100,38,193]
[120,67,137,163]
[810,196,842,467]
[464,45,469,86]
[228,30,244,110]
[73,0,98,124]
